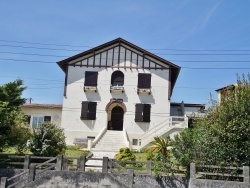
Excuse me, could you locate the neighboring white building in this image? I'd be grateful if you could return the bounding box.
[57,38,188,151]
[21,103,62,129]
[170,102,205,118]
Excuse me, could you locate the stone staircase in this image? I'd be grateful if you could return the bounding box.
[91,130,127,152]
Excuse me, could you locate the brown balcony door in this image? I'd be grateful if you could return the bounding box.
[110,106,124,131]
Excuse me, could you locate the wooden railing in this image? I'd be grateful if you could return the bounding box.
[0,154,159,188]
[190,163,249,182]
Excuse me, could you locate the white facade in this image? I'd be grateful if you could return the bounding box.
[21,104,62,128]
[57,38,184,148]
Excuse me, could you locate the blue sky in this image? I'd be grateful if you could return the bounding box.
[0,1,250,106]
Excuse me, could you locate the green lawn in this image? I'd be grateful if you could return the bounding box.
[1,146,89,158]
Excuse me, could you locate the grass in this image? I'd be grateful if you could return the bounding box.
[0,146,90,158]
[134,152,147,161]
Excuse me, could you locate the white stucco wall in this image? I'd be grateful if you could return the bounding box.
[61,64,171,144]
[21,106,62,127]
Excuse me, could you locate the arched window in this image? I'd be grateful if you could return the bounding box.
[111,71,124,86]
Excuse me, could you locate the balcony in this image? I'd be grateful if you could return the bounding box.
[110,84,124,93]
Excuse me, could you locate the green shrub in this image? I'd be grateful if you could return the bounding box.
[115,147,136,167]
[29,122,66,157]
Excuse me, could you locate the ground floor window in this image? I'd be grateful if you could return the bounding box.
[32,116,51,129]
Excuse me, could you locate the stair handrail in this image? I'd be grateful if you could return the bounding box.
[90,127,107,149]
[138,117,172,140]
[123,129,131,148]
[138,116,188,148]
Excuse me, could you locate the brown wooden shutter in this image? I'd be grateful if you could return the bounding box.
[143,104,151,122]
[88,102,97,120]
[44,116,51,122]
[84,71,98,86]
[135,104,143,122]
[81,102,89,120]
[138,73,151,89]
[25,115,31,124]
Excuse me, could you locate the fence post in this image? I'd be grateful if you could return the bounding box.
[146,160,152,175]
[56,155,63,171]
[243,166,249,183]
[190,163,196,179]
[102,157,108,173]
[28,163,36,182]
[87,140,92,150]
[23,155,31,170]
[79,156,86,172]
[127,169,134,188]
[62,156,68,171]
[1,177,7,188]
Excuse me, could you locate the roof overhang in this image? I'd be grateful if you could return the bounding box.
[57,37,181,97]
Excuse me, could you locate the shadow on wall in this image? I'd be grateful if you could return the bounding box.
[138,92,155,104]
[85,91,101,101]
[135,122,150,132]
[81,120,96,130]
[110,92,128,102]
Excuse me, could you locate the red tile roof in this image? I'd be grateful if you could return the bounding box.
[21,103,62,109]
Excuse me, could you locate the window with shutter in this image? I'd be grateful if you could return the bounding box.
[137,73,151,94]
[135,104,151,122]
[44,116,51,122]
[84,71,98,86]
[84,71,98,92]
[138,73,151,89]
[81,101,97,120]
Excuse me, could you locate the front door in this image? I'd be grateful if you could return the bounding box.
[110,106,124,131]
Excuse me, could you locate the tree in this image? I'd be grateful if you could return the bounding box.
[148,136,171,157]
[29,122,66,156]
[172,74,250,167]
[0,79,31,152]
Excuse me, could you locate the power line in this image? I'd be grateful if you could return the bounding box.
[1,38,250,52]
[0,51,250,58]
[1,57,250,65]
[0,39,92,48]
[0,51,68,58]
[0,44,81,52]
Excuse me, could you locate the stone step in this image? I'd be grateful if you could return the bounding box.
[92,130,127,152]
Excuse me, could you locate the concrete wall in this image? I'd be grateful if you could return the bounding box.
[189,178,250,188]
[22,171,187,188]
[62,63,171,145]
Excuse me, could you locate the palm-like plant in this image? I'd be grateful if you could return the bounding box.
[148,136,171,157]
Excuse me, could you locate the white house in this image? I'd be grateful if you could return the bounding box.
[57,38,188,151]
[21,103,62,129]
